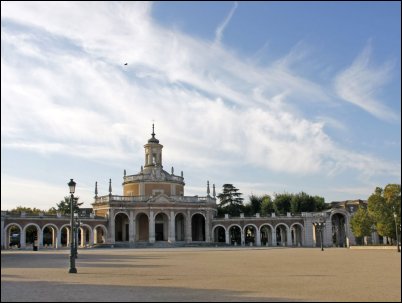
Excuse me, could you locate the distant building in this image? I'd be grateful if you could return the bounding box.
[2,126,380,250]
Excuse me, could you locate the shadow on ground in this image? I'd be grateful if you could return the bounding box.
[1,281,305,302]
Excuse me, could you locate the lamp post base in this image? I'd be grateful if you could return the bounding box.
[68,267,77,273]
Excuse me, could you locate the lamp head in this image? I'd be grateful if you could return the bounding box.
[68,179,76,194]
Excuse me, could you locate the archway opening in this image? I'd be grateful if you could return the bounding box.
[276,225,288,246]
[260,225,272,246]
[332,213,346,247]
[229,226,241,245]
[214,226,226,243]
[191,214,205,241]
[244,225,256,245]
[115,213,129,242]
[136,213,149,241]
[155,213,169,241]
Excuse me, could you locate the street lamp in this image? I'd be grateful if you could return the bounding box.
[68,179,77,273]
[393,212,400,253]
[313,215,326,251]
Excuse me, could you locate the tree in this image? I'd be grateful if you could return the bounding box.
[246,194,263,216]
[273,193,292,215]
[350,207,374,245]
[217,184,244,216]
[368,184,401,240]
[260,195,274,216]
[56,196,83,215]
[9,206,44,215]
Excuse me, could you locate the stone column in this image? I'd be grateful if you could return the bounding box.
[287,227,292,246]
[20,230,26,249]
[129,210,135,244]
[256,228,261,246]
[324,220,333,247]
[56,228,61,249]
[38,228,43,249]
[149,210,155,243]
[186,210,192,243]
[225,229,230,245]
[108,209,115,244]
[88,227,94,247]
[169,211,175,243]
[205,211,211,243]
[80,227,85,247]
[241,228,245,246]
[271,229,277,246]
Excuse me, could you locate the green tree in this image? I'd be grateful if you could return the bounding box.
[9,206,43,214]
[260,195,274,216]
[246,194,263,216]
[368,184,401,240]
[350,207,374,245]
[217,184,244,216]
[313,196,327,211]
[273,193,293,215]
[56,196,83,215]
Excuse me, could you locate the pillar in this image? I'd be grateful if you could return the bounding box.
[169,211,175,243]
[186,210,192,243]
[256,228,261,246]
[287,227,292,246]
[129,210,135,244]
[149,210,155,243]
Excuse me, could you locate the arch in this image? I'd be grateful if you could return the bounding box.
[212,225,226,243]
[60,224,71,247]
[94,224,108,244]
[228,224,241,245]
[154,212,169,241]
[4,223,23,249]
[274,223,289,247]
[191,213,205,241]
[244,224,258,246]
[136,212,149,241]
[78,223,93,247]
[330,212,347,247]
[42,224,59,248]
[175,213,186,241]
[115,212,129,242]
[290,223,304,246]
[23,223,41,249]
[259,224,274,246]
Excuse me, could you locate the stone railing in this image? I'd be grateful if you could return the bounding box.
[123,174,184,183]
[94,194,216,204]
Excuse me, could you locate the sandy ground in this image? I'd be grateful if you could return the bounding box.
[1,247,401,302]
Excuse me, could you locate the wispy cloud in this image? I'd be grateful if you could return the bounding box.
[214,1,238,45]
[334,42,398,122]
[1,1,400,201]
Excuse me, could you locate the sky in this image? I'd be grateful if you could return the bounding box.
[1,1,401,211]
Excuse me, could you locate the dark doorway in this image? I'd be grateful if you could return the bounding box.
[155,223,164,241]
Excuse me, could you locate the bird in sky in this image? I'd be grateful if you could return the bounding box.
[124,63,128,65]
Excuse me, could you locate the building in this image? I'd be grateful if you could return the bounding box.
[2,126,373,250]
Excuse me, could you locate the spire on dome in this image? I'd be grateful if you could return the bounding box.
[148,123,159,143]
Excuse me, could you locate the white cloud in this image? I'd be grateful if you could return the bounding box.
[1,1,400,210]
[334,42,398,122]
[214,1,238,45]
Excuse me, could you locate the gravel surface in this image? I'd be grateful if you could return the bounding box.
[1,247,401,302]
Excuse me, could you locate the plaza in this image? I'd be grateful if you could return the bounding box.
[1,247,401,302]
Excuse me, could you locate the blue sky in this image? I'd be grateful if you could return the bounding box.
[1,1,401,210]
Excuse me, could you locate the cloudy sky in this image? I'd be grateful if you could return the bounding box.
[1,2,401,211]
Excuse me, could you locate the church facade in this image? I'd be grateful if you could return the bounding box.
[3,126,379,250]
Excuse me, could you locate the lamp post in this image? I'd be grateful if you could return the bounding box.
[393,212,400,253]
[74,214,81,258]
[68,179,77,273]
[313,215,326,251]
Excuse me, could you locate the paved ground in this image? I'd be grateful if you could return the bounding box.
[1,247,401,302]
